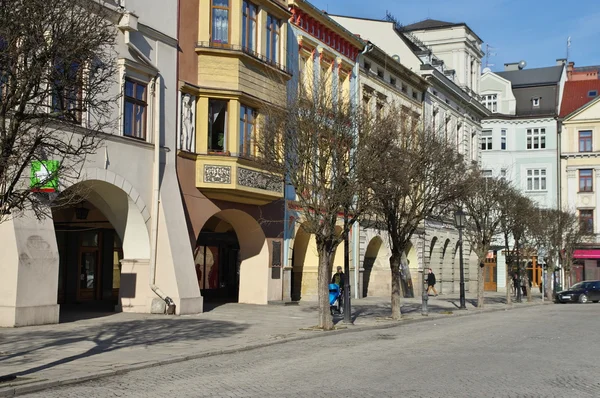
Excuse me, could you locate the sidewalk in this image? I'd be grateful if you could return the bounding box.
[0,291,548,397]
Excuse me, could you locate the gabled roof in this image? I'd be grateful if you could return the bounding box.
[559,80,600,117]
[402,19,459,30]
[496,66,563,87]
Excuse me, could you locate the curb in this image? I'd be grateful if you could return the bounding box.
[0,300,550,397]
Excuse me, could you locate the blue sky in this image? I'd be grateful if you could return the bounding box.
[310,0,600,71]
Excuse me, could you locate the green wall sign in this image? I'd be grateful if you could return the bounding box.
[30,160,60,192]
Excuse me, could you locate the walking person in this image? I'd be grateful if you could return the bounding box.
[426,268,438,297]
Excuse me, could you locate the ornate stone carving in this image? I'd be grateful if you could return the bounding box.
[204,165,231,184]
[237,167,282,193]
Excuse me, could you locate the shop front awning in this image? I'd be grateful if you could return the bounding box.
[573,249,600,259]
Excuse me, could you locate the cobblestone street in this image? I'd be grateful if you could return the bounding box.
[23,304,600,398]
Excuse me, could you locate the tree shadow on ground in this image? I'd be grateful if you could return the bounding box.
[0,317,248,377]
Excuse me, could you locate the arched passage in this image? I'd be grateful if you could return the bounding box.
[362,236,385,297]
[52,179,150,314]
[194,209,268,305]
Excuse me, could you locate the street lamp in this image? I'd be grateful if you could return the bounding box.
[454,208,467,310]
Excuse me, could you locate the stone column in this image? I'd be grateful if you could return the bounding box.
[0,213,60,327]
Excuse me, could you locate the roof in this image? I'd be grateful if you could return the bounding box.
[574,65,600,74]
[496,66,563,87]
[401,18,483,43]
[559,80,600,117]
[402,19,460,30]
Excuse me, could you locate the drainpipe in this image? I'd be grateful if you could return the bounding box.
[122,19,175,314]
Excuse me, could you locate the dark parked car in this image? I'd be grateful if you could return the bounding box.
[555,281,600,303]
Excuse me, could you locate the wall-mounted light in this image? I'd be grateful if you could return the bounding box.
[75,203,89,220]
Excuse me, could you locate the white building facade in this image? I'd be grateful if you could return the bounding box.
[0,0,203,327]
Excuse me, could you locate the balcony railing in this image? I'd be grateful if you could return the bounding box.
[196,41,291,75]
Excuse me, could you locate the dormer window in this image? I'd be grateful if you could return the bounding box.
[483,94,497,113]
[532,97,540,107]
[589,90,598,98]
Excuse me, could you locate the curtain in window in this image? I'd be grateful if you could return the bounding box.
[212,0,229,44]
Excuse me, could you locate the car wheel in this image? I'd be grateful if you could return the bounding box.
[579,294,588,304]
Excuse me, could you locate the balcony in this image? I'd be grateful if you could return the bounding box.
[196,41,291,76]
[195,154,283,205]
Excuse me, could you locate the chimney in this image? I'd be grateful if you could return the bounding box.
[567,61,575,80]
[504,62,520,71]
[556,58,567,66]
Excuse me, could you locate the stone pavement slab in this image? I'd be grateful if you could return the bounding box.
[0,292,548,397]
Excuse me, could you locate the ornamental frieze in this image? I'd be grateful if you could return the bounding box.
[238,167,282,193]
[204,165,231,184]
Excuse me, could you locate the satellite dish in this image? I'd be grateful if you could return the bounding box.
[392,54,400,63]
[518,60,527,70]
[482,67,492,74]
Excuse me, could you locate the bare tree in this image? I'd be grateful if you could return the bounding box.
[462,173,511,308]
[257,70,377,330]
[529,208,588,299]
[0,0,117,222]
[364,105,469,320]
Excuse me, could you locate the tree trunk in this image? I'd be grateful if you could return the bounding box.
[477,262,484,308]
[390,251,403,320]
[317,247,335,330]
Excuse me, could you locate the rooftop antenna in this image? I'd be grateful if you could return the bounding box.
[485,44,496,69]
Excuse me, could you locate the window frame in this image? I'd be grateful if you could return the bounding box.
[532,97,540,107]
[239,104,257,157]
[208,98,228,153]
[210,0,231,46]
[265,14,280,64]
[526,168,547,191]
[241,0,258,52]
[501,129,507,150]
[123,78,148,140]
[579,209,594,234]
[579,169,593,192]
[526,128,546,150]
[579,130,593,153]
[483,94,497,113]
[480,129,492,151]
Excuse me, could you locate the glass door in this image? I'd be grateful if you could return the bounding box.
[77,231,100,301]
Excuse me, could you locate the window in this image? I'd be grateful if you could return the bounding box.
[390,77,396,86]
[482,169,493,178]
[412,91,418,100]
[500,169,507,179]
[123,79,147,139]
[211,0,229,44]
[265,15,280,63]
[208,99,227,152]
[579,169,593,192]
[239,104,256,157]
[363,61,371,72]
[483,94,497,112]
[377,69,384,78]
[579,209,594,233]
[241,1,257,51]
[579,130,592,152]
[526,169,547,191]
[501,129,507,150]
[401,83,407,93]
[480,130,492,150]
[532,97,540,107]
[588,90,598,98]
[526,128,546,149]
[51,60,83,124]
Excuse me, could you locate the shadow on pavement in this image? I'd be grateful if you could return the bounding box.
[0,318,249,377]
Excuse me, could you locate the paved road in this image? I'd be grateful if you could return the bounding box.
[25,304,600,398]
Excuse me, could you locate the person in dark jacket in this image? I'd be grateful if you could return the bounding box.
[426,268,438,296]
[332,266,345,289]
